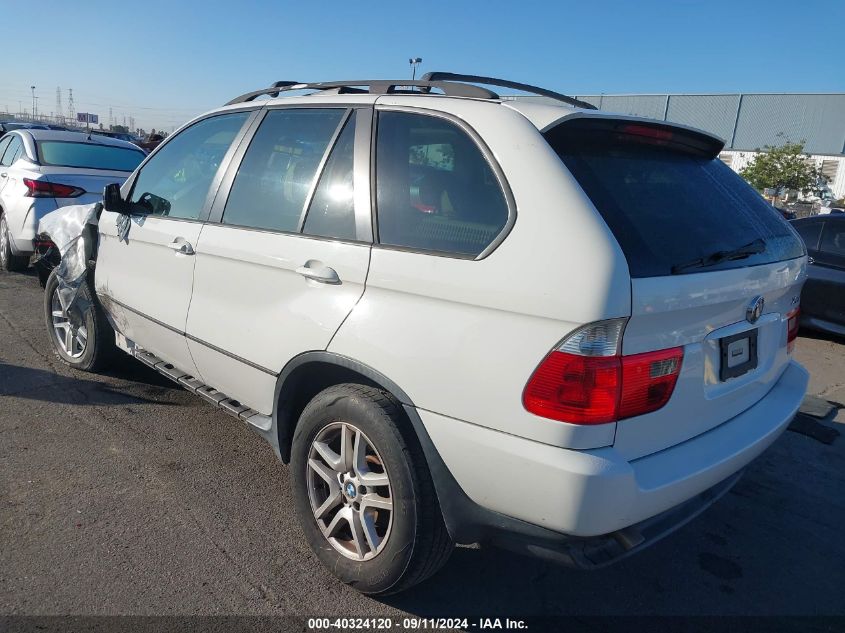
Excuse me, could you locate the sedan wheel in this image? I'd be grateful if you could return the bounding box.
[0,216,9,267]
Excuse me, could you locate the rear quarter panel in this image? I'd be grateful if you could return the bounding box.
[329,97,631,449]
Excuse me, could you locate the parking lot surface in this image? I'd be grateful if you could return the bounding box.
[1,268,844,620]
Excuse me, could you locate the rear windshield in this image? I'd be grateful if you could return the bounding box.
[37,141,145,172]
[544,120,804,277]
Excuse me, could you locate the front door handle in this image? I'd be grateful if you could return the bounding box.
[0,173,7,178]
[295,260,341,285]
[167,238,195,255]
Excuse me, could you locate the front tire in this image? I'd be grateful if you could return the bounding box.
[44,269,116,372]
[0,214,29,272]
[291,383,453,595]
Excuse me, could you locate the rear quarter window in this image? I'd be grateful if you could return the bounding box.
[375,111,510,258]
[544,119,804,278]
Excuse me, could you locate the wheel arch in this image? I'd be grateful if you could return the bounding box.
[273,352,415,464]
[273,351,497,545]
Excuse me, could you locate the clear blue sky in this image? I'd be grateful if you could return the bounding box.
[3,0,843,132]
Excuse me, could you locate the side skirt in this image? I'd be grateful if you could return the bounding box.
[126,341,278,452]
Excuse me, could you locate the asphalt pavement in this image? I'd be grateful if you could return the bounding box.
[1,267,844,621]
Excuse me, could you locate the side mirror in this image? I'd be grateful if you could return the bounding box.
[103,183,128,213]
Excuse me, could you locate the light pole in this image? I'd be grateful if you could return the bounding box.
[409,57,422,81]
[30,86,35,120]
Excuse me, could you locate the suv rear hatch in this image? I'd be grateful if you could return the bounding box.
[544,117,806,460]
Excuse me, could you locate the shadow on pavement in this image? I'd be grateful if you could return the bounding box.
[0,361,176,406]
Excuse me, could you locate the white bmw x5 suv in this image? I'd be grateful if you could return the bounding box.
[40,73,809,595]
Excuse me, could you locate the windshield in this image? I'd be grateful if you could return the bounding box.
[544,120,804,277]
[37,141,145,172]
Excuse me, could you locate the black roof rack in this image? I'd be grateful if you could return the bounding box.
[421,72,597,110]
[225,79,498,106]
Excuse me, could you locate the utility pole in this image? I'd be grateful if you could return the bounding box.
[56,87,62,124]
[67,88,75,124]
[409,57,422,81]
[30,86,35,120]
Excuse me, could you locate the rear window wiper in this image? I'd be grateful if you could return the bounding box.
[671,238,766,274]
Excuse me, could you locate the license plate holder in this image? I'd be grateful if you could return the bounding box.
[719,329,758,381]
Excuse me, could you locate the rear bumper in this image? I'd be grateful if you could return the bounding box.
[417,359,808,557]
[10,198,59,255]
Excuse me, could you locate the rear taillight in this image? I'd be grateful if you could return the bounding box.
[523,319,683,425]
[786,307,800,354]
[619,347,684,419]
[23,178,85,198]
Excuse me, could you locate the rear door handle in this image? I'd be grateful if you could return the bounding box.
[166,238,195,255]
[0,173,6,178]
[295,260,340,284]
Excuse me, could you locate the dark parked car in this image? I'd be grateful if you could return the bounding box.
[791,215,845,336]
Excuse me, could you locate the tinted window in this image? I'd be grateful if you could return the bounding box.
[38,141,145,171]
[129,112,249,220]
[303,117,357,240]
[223,109,345,232]
[793,220,823,251]
[376,112,509,257]
[820,222,845,257]
[545,121,804,277]
[0,136,11,162]
[1,136,22,166]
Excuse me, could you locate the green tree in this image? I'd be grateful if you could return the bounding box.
[739,141,824,204]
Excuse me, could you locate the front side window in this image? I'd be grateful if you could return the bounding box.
[129,112,249,220]
[375,111,509,257]
[223,108,346,232]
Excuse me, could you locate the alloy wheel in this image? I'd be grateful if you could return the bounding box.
[0,217,8,267]
[306,421,393,561]
[50,289,88,359]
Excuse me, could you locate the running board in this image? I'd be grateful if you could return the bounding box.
[133,347,273,433]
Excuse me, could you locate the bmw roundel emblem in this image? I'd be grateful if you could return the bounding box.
[345,482,357,498]
[746,296,765,324]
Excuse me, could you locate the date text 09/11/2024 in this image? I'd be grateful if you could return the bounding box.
[306,617,528,630]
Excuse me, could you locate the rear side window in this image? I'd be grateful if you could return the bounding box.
[0,136,11,162]
[820,222,845,257]
[793,221,823,251]
[375,112,509,257]
[545,120,804,277]
[302,116,357,241]
[38,141,145,171]
[1,136,22,166]
[223,108,345,232]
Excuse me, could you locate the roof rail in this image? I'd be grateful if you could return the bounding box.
[225,79,497,106]
[420,72,597,110]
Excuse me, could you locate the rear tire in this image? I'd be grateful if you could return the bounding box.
[0,214,29,272]
[291,383,453,595]
[44,269,117,372]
